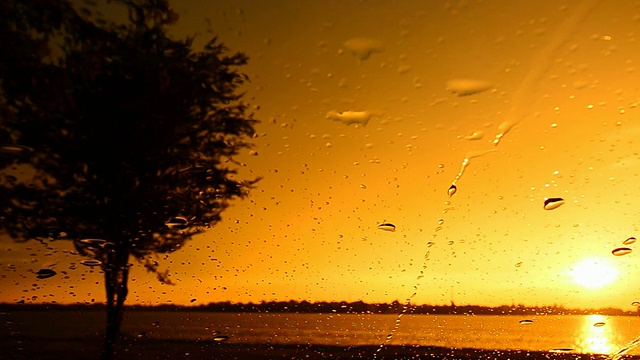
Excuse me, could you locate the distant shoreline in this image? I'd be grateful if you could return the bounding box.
[2,300,638,316]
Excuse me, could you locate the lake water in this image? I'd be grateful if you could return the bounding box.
[5,310,640,356]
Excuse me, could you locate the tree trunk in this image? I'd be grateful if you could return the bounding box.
[102,246,130,360]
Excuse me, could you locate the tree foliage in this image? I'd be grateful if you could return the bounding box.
[1,0,256,263]
[0,0,257,357]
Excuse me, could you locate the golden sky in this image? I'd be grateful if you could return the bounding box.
[3,0,640,309]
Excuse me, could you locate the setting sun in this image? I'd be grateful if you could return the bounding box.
[568,258,618,289]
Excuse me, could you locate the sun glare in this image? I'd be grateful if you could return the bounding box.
[569,258,618,289]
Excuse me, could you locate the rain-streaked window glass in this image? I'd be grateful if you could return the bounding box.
[2,1,640,359]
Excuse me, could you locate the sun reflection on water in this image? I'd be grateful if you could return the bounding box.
[579,315,614,355]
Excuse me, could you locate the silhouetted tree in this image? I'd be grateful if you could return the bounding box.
[0,0,257,358]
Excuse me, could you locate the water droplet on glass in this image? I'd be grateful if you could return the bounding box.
[213,335,229,342]
[342,37,384,61]
[593,322,605,327]
[165,216,188,230]
[36,269,57,279]
[137,331,147,338]
[550,348,573,353]
[461,131,484,140]
[515,262,523,267]
[612,247,632,256]
[0,144,34,154]
[190,298,197,303]
[446,78,492,96]
[543,197,565,210]
[378,223,396,232]
[623,237,636,245]
[632,301,640,306]
[80,259,102,267]
[519,319,534,325]
[447,185,457,197]
[79,239,107,247]
[326,110,372,126]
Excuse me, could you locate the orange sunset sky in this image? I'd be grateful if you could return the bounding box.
[2,0,640,310]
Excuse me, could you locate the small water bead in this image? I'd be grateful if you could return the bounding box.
[36,269,57,279]
[623,237,636,245]
[213,335,229,342]
[378,223,396,232]
[543,197,565,210]
[550,348,573,353]
[447,184,457,197]
[593,322,605,327]
[632,301,640,306]
[519,319,534,325]
[612,247,632,256]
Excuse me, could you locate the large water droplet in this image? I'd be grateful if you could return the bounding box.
[543,197,565,210]
[36,269,57,279]
[593,322,605,327]
[378,223,396,232]
[623,237,636,245]
[165,216,188,230]
[80,259,102,267]
[461,131,484,140]
[79,239,107,248]
[632,301,640,306]
[446,78,492,96]
[0,144,34,154]
[342,37,384,61]
[612,247,632,256]
[326,110,372,126]
[447,185,457,197]
[519,319,534,325]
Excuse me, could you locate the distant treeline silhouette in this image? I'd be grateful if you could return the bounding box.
[2,300,638,316]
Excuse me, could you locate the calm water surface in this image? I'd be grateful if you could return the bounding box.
[4,310,640,355]
[122,312,640,355]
